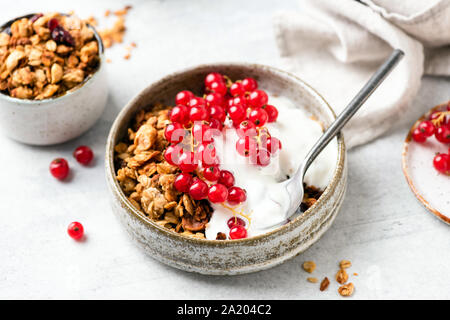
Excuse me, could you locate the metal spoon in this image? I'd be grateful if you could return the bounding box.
[260,49,404,230]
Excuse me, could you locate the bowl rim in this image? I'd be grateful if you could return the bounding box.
[105,62,346,245]
[0,13,105,105]
[401,102,450,225]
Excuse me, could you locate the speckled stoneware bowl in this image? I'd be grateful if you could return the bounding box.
[0,14,108,146]
[106,63,347,275]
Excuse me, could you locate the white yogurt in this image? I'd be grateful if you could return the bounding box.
[205,96,338,239]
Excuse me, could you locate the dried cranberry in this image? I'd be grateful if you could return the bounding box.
[51,25,75,47]
[30,13,43,23]
[48,18,59,31]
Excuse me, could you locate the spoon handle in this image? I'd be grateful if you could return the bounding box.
[299,49,404,178]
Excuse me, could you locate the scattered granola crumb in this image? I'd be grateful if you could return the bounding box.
[320,277,330,291]
[339,260,352,269]
[335,268,348,285]
[353,273,358,276]
[106,58,112,63]
[338,283,354,297]
[104,10,111,17]
[124,53,130,60]
[302,261,316,273]
[307,277,318,283]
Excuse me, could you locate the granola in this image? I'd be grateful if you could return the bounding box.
[0,13,100,100]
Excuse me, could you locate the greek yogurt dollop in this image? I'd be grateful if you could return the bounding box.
[204,95,338,239]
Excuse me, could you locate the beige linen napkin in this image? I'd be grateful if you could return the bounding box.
[274,0,450,148]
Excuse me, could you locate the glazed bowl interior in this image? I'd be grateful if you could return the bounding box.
[0,13,104,104]
[106,63,345,244]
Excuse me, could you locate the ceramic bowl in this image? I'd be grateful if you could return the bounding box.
[0,14,108,146]
[105,63,347,275]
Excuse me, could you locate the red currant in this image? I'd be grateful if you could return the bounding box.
[230,82,245,96]
[266,137,282,155]
[175,90,194,106]
[196,143,217,166]
[218,170,235,188]
[209,81,227,95]
[192,123,213,143]
[412,127,427,143]
[228,104,247,124]
[208,184,228,203]
[205,92,225,107]
[241,77,258,92]
[189,178,209,200]
[204,72,223,88]
[73,146,94,165]
[50,158,69,180]
[203,166,221,181]
[229,225,247,240]
[164,122,185,143]
[67,222,84,240]
[164,144,183,166]
[418,121,435,137]
[174,173,193,193]
[435,125,450,144]
[227,186,247,205]
[178,151,198,173]
[170,105,190,125]
[264,104,278,122]
[236,120,257,138]
[209,118,223,131]
[236,136,258,157]
[248,90,268,108]
[189,106,210,122]
[227,216,246,228]
[433,153,450,174]
[256,148,271,166]
[209,105,226,122]
[189,96,206,108]
[249,108,268,127]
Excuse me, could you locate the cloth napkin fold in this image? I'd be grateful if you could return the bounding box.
[274,0,450,148]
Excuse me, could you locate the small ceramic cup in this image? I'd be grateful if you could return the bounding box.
[106,63,347,275]
[0,14,108,146]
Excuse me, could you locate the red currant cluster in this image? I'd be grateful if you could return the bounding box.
[227,217,247,240]
[412,104,450,175]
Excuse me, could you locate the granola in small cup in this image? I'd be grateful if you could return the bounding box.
[0,12,100,100]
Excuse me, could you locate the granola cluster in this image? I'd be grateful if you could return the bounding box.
[0,13,100,100]
[114,104,212,239]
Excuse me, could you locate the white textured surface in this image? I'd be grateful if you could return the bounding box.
[0,0,449,299]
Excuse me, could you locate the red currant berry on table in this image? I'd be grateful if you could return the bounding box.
[249,108,268,127]
[412,127,427,143]
[164,122,185,143]
[189,106,210,122]
[266,137,282,155]
[227,186,247,205]
[203,166,221,181]
[189,178,209,200]
[417,120,435,137]
[256,148,271,166]
[435,125,450,144]
[178,151,198,173]
[73,146,94,165]
[50,158,70,180]
[228,104,247,124]
[205,92,225,107]
[208,184,229,203]
[209,81,228,95]
[174,173,193,193]
[164,144,183,166]
[204,72,224,89]
[241,77,258,92]
[236,136,258,157]
[170,105,190,125]
[67,222,84,240]
[227,216,246,229]
[248,90,268,108]
[230,82,245,97]
[433,153,450,174]
[175,90,194,106]
[218,170,235,188]
[264,104,279,123]
[229,225,247,240]
[209,105,226,122]
[236,120,257,138]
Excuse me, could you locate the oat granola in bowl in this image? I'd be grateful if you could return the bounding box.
[106,63,347,275]
[0,13,108,145]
